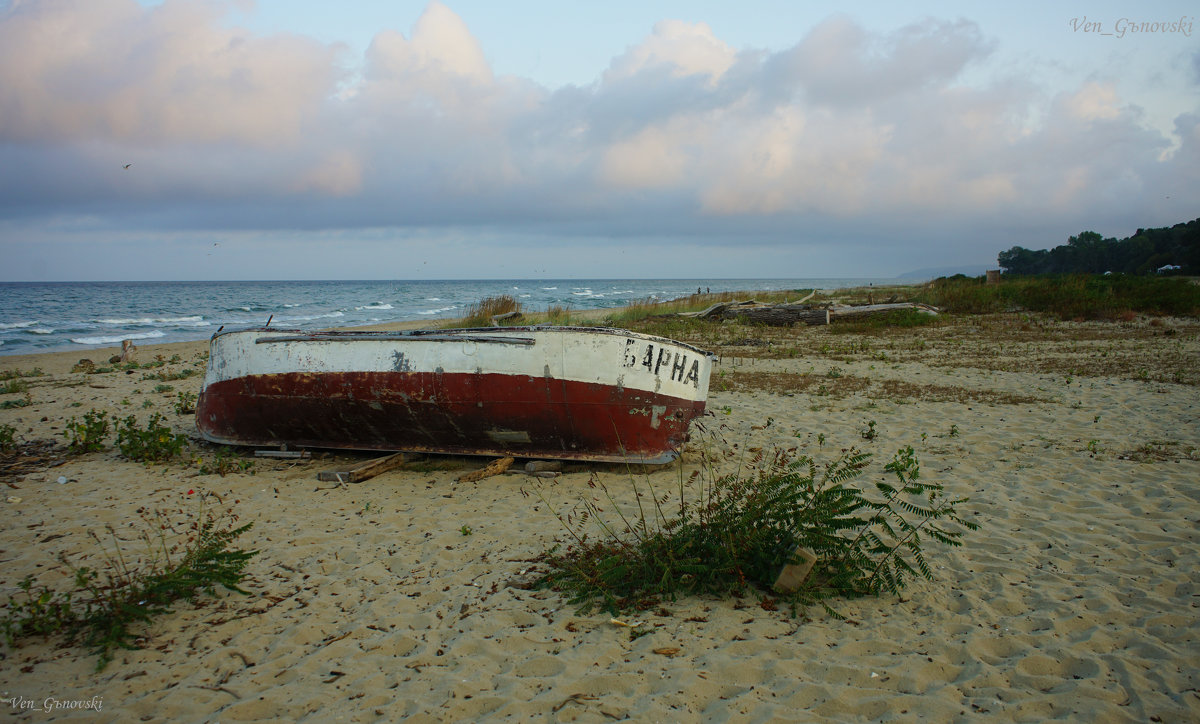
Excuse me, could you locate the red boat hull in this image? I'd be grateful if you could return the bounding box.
[196,370,706,464]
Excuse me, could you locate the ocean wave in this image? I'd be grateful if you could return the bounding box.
[355,303,393,311]
[417,305,457,316]
[278,311,345,322]
[98,315,204,326]
[0,320,40,330]
[541,287,557,290]
[71,330,166,345]
[26,328,54,335]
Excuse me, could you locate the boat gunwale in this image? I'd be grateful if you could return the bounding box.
[255,333,536,346]
[212,325,717,359]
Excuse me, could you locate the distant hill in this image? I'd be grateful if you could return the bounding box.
[899,264,992,281]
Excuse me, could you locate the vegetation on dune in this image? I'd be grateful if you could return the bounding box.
[533,445,977,618]
[1,495,256,670]
[599,290,813,326]
[912,274,1200,320]
[442,295,523,328]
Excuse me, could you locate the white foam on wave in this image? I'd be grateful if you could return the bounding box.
[71,330,166,345]
[355,304,394,311]
[1,320,40,330]
[98,315,204,325]
[417,305,457,315]
[27,328,54,335]
[541,287,557,290]
[280,311,345,322]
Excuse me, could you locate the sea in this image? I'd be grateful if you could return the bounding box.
[0,278,896,357]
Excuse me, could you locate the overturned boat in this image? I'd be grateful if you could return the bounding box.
[196,326,715,464]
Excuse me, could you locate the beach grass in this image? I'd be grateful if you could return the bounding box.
[910,273,1200,319]
[440,294,523,329]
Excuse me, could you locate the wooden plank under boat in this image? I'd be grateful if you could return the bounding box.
[195,326,715,464]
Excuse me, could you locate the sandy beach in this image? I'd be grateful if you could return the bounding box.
[1,309,1197,722]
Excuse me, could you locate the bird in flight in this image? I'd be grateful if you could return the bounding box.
[123,163,132,170]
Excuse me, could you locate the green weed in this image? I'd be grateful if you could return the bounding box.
[0,393,33,410]
[0,496,256,670]
[1,378,29,395]
[115,414,188,462]
[64,410,110,453]
[534,445,977,617]
[174,391,198,415]
[0,423,17,453]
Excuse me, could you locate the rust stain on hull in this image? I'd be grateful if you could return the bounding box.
[197,371,705,464]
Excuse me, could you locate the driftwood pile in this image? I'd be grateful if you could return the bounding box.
[679,297,939,327]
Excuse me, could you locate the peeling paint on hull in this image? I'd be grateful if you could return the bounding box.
[196,327,714,464]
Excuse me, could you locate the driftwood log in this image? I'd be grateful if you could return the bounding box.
[828,302,939,321]
[676,298,937,327]
[680,300,828,326]
[318,452,413,484]
[491,311,523,327]
[722,305,830,326]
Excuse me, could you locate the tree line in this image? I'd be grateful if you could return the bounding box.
[998,218,1199,276]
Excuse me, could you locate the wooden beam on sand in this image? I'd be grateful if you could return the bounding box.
[829,302,939,321]
[317,452,413,484]
[255,450,311,459]
[457,456,514,482]
[490,311,523,327]
[722,305,830,326]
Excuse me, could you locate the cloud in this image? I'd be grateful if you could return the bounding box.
[0,0,1195,267]
[603,19,737,85]
[0,0,340,145]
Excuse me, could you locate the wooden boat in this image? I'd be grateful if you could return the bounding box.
[196,326,715,464]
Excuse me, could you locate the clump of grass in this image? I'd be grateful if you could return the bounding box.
[0,368,44,381]
[1,378,29,394]
[535,445,977,616]
[141,368,198,382]
[0,494,256,670]
[64,410,110,453]
[174,391,198,415]
[444,295,523,328]
[0,393,33,410]
[544,304,572,325]
[0,423,17,453]
[829,308,940,334]
[197,447,256,476]
[115,414,188,462]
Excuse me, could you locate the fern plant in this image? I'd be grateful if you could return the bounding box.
[535,445,977,616]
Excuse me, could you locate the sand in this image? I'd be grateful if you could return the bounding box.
[0,313,1197,722]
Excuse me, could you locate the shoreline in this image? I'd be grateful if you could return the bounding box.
[1,297,1197,722]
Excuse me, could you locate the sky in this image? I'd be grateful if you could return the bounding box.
[0,0,1197,281]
